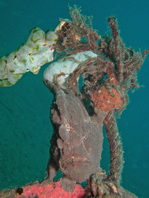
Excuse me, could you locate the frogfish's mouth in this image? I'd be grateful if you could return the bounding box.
[61,155,90,168]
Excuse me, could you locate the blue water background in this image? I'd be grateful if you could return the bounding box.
[0,0,149,197]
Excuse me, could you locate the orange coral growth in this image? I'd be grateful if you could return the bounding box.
[91,86,124,113]
[16,181,85,198]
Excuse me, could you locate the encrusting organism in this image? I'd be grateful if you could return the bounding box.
[0,6,148,198]
[0,26,59,87]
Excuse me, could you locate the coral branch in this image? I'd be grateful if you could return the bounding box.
[108,16,124,83]
[104,111,124,184]
[55,6,100,55]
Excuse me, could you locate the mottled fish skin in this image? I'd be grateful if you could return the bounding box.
[47,90,106,191]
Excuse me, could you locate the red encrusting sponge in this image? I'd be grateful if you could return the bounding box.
[16,181,85,198]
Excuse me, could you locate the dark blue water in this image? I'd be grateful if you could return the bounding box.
[0,0,149,197]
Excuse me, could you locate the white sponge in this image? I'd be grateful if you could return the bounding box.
[43,51,97,89]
